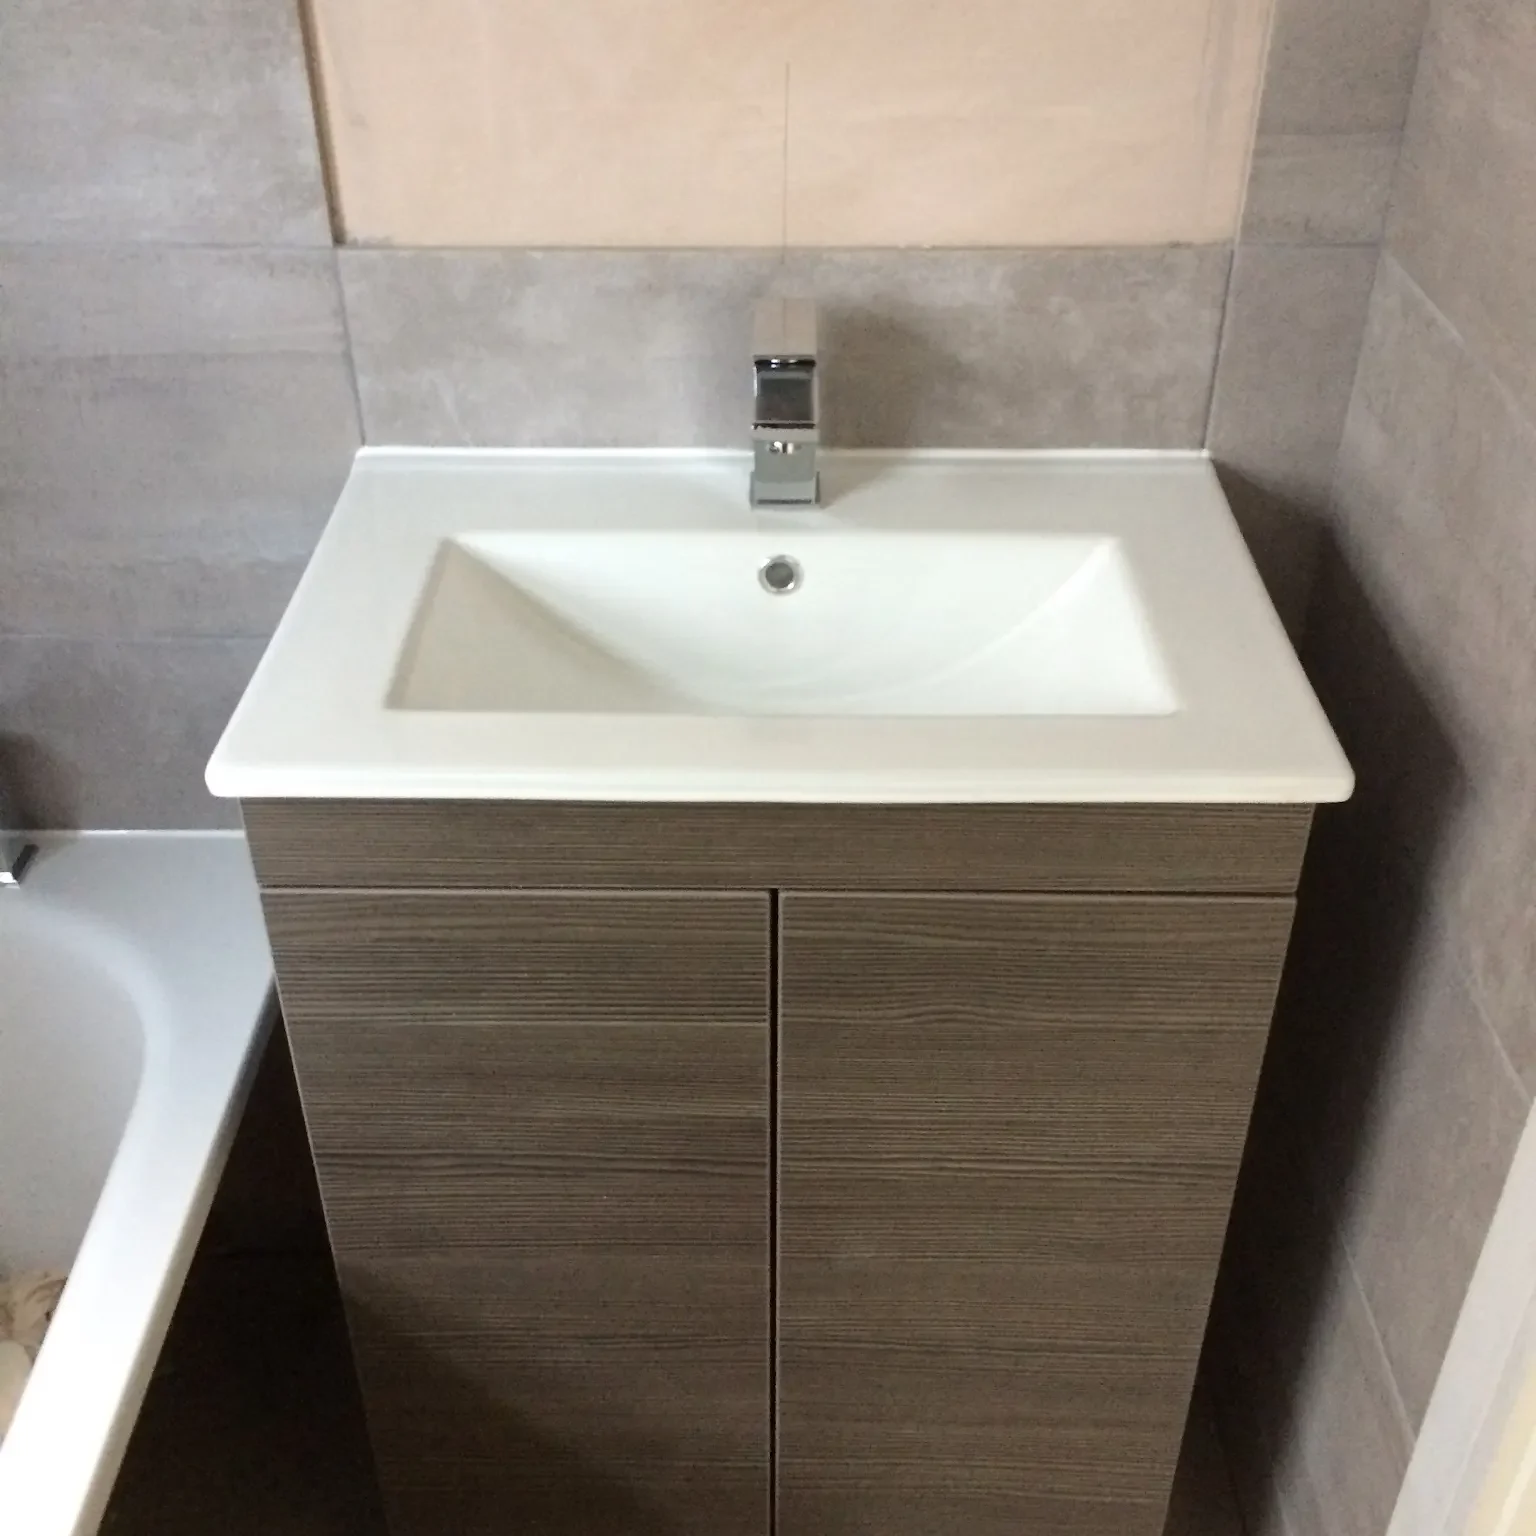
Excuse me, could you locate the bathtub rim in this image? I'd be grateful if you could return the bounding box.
[0,831,275,1536]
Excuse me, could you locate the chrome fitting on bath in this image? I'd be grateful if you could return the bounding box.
[750,297,820,509]
[1,780,37,887]
[1,832,37,888]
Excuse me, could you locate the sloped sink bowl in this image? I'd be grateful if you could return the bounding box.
[390,531,1176,717]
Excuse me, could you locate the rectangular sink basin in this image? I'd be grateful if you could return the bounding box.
[207,451,1352,803]
[391,531,1176,717]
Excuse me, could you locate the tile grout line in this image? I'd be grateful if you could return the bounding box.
[1454,927,1535,1112]
[1343,1233,1420,1453]
[1201,240,1241,452]
[1386,253,1536,446]
[330,246,370,443]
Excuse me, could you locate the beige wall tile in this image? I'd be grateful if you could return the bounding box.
[311,0,1272,247]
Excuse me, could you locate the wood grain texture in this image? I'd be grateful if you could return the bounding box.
[269,892,770,1536]
[243,799,1313,895]
[776,893,1295,1536]
[262,890,767,1028]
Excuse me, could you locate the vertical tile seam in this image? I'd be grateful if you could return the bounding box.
[1383,253,1536,444]
[294,0,346,246]
[1202,240,1242,450]
[1451,930,1536,1113]
[1342,1237,1421,1451]
[1202,0,1280,451]
[1284,1120,1418,1498]
[1324,246,1389,523]
[1375,0,1443,250]
[330,248,369,443]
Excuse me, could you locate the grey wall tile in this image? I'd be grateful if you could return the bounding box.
[1259,0,1433,135]
[341,246,1230,450]
[1388,0,1536,419]
[341,248,777,448]
[1324,253,1536,1111]
[1341,928,1529,1429]
[1206,1110,1414,1536]
[1329,257,1467,689]
[1443,777,1536,1099]
[781,247,1230,449]
[1212,1119,1411,1536]
[1333,256,1536,770]
[1242,134,1399,245]
[1,244,349,359]
[1210,242,1381,506]
[0,0,330,245]
[0,636,262,828]
[1208,245,1380,633]
[1245,0,1429,246]
[0,247,360,640]
[1283,1252,1415,1536]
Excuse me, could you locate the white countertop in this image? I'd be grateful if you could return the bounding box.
[207,449,1352,804]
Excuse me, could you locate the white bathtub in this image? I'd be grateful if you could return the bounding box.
[0,833,273,1536]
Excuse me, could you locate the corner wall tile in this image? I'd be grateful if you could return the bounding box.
[1258,0,1432,136]
[1332,256,1536,775]
[341,247,1230,449]
[1442,776,1536,1099]
[1212,246,1381,507]
[1341,927,1528,1430]
[1285,1253,1415,1536]
[0,0,331,245]
[1242,134,1399,245]
[1205,1121,1410,1536]
[1387,0,1536,420]
[1245,0,1429,247]
[1328,257,1465,681]
[1208,245,1379,631]
[0,637,262,829]
[0,247,360,640]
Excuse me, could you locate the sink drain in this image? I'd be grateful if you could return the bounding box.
[759,555,803,595]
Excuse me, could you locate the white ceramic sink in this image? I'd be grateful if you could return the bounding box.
[207,450,1352,803]
[392,531,1176,717]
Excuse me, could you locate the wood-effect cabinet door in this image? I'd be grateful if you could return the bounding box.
[263,892,771,1536]
[777,893,1295,1536]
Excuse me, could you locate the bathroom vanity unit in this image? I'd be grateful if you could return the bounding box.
[209,450,1351,1536]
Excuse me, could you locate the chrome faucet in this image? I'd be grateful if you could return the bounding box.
[1,774,37,888]
[750,297,820,507]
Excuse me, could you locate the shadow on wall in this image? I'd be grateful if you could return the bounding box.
[0,731,78,831]
[202,1018,331,1260]
[1213,467,1329,643]
[1201,525,1468,1531]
